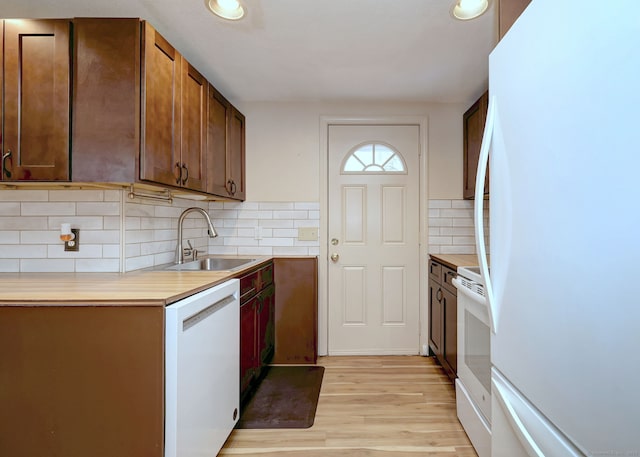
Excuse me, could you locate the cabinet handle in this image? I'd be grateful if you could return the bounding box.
[181,164,189,185]
[445,271,456,282]
[227,179,236,196]
[2,150,12,179]
[175,162,182,185]
[436,288,443,302]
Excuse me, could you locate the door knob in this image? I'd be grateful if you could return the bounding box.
[330,253,339,262]
[331,238,339,246]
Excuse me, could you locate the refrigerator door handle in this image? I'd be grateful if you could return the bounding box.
[474,95,497,333]
[492,368,585,457]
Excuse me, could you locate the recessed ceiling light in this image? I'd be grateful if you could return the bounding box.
[207,0,245,21]
[451,0,489,21]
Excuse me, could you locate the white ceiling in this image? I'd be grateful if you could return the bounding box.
[2,0,497,107]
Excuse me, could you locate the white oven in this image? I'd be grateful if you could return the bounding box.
[453,266,491,457]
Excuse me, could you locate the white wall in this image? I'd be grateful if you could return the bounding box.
[238,101,465,201]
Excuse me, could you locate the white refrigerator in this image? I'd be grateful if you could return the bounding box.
[473,0,640,455]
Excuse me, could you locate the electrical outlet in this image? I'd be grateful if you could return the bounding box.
[64,228,80,252]
[297,227,318,241]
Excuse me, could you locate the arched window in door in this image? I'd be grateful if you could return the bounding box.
[341,142,407,174]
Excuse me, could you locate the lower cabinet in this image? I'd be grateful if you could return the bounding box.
[273,257,318,364]
[238,261,275,403]
[428,257,458,381]
[0,304,164,457]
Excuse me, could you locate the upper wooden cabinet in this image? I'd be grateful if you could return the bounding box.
[141,23,206,193]
[463,91,489,199]
[206,85,246,200]
[71,18,242,198]
[499,0,532,40]
[1,19,71,181]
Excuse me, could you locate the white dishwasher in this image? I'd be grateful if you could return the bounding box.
[165,279,240,457]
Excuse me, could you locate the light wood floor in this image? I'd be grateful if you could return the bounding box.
[220,355,477,456]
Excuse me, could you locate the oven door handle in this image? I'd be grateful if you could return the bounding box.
[452,277,487,306]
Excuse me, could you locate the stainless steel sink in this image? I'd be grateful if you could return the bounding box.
[164,257,257,272]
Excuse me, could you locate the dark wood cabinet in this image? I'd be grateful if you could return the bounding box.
[463,90,489,199]
[72,18,141,182]
[206,85,246,200]
[499,0,532,40]
[71,18,242,197]
[273,257,318,364]
[141,22,207,192]
[179,60,207,192]
[0,304,164,457]
[238,261,275,402]
[428,257,458,382]
[140,23,181,188]
[1,19,71,181]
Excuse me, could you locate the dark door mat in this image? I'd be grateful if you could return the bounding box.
[235,365,324,429]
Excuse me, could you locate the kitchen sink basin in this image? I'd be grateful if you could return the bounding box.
[164,257,257,272]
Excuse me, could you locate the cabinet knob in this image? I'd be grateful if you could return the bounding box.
[227,179,237,195]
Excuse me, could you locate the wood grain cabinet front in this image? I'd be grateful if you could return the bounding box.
[71,18,242,197]
[238,261,275,403]
[141,22,206,192]
[463,90,489,199]
[206,85,246,200]
[1,19,71,181]
[0,305,165,457]
[428,258,458,382]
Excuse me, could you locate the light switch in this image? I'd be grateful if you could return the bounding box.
[297,227,318,241]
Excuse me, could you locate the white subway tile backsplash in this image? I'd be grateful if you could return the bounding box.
[1,231,20,244]
[76,258,120,273]
[22,202,76,216]
[1,189,320,272]
[0,190,48,201]
[48,216,104,230]
[2,244,48,258]
[20,258,75,273]
[77,202,120,216]
[0,259,20,272]
[49,190,105,202]
[428,198,489,255]
[0,202,20,215]
[259,202,294,210]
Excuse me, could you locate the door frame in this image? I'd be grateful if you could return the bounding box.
[319,116,429,356]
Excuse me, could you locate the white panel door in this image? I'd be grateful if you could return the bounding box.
[328,124,420,354]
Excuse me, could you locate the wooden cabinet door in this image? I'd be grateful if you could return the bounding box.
[206,85,231,196]
[240,297,258,396]
[442,287,457,377]
[227,106,246,200]
[463,91,489,199]
[141,22,182,187]
[180,60,206,191]
[2,19,71,181]
[257,283,275,365]
[428,279,443,356]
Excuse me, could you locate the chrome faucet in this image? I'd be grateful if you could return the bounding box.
[175,207,218,264]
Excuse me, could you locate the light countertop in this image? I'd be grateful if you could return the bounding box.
[429,253,481,270]
[0,257,274,306]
